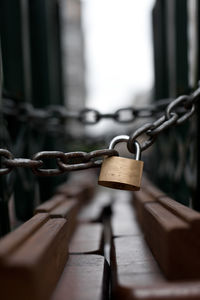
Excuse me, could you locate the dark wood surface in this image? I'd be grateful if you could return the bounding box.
[111,194,142,237]
[112,236,165,287]
[35,196,81,243]
[69,223,103,254]
[143,202,190,279]
[0,213,49,260]
[141,177,165,198]
[56,170,96,203]
[132,178,200,280]
[51,255,108,300]
[49,199,79,218]
[57,184,90,201]
[111,235,165,299]
[131,281,200,300]
[1,177,200,299]
[77,189,112,222]
[158,195,200,233]
[35,194,67,213]
[0,218,68,300]
[132,189,155,229]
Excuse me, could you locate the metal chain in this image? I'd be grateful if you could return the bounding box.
[0,149,118,176]
[127,87,200,153]
[2,96,173,125]
[0,87,200,176]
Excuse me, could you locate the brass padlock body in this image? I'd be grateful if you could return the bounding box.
[98,156,143,191]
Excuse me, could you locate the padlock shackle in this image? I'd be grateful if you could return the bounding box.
[109,135,141,160]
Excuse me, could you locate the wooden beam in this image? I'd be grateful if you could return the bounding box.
[0,218,68,300]
[69,224,103,254]
[51,255,109,300]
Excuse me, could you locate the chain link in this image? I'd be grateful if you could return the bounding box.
[165,95,195,124]
[128,87,200,153]
[2,96,172,125]
[0,149,118,176]
[1,87,200,176]
[0,149,14,175]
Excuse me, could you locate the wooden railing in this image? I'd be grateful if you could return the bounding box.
[0,174,200,299]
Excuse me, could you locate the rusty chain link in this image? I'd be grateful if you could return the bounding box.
[0,149,118,176]
[1,86,200,176]
[127,86,200,153]
[2,96,173,125]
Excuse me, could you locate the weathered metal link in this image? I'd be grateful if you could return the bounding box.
[0,148,119,176]
[184,86,200,108]
[47,105,68,120]
[2,96,173,125]
[47,105,79,120]
[28,108,51,121]
[0,87,200,177]
[127,88,200,153]
[31,151,66,176]
[176,104,195,124]
[128,123,157,153]
[166,95,195,125]
[148,113,179,136]
[57,151,91,171]
[57,149,118,171]
[58,161,95,171]
[3,158,43,169]
[78,109,101,124]
[2,99,18,116]
[99,112,118,120]
[88,149,118,158]
[0,149,14,175]
[128,113,178,152]
[114,107,136,123]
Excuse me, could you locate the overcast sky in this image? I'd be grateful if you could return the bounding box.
[82,0,155,111]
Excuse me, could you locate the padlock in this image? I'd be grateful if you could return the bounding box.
[98,135,143,191]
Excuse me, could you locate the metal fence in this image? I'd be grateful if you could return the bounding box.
[0,0,199,237]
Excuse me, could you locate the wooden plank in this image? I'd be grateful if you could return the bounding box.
[77,190,112,222]
[36,196,81,243]
[111,204,200,299]
[77,201,104,222]
[35,196,80,221]
[35,194,67,213]
[57,184,88,200]
[144,202,188,231]
[132,189,156,229]
[141,176,165,199]
[0,218,68,300]
[143,202,200,279]
[50,199,79,219]
[56,172,95,203]
[50,199,80,242]
[69,223,103,254]
[0,213,49,260]
[111,236,165,299]
[51,255,108,300]
[131,281,200,300]
[158,196,200,233]
[111,200,142,237]
[142,184,165,199]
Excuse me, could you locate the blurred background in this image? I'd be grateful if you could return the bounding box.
[61,0,154,136]
[0,0,200,235]
[82,0,154,134]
